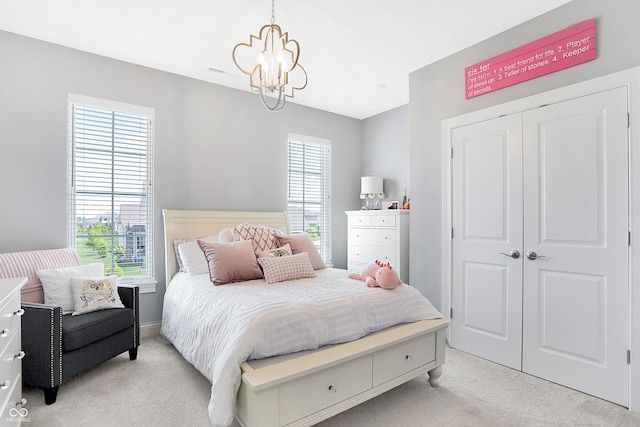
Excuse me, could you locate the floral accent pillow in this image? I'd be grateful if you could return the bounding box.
[36,263,105,314]
[257,243,292,258]
[69,275,124,316]
[257,252,316,284]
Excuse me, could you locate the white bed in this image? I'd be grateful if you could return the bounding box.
[161,209,449,427]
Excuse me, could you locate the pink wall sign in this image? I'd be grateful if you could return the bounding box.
[465,18,596,99]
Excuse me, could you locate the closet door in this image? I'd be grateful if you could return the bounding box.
[522,87,629,405]
[450,113,524,370]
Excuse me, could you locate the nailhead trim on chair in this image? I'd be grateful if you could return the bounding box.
[57,310,63,384]
[132,289,137,347]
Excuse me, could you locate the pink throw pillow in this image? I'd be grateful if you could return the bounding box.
[197,239,263,285]
[275,233,325,270]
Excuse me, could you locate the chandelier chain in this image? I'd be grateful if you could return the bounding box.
[271,0,276,25]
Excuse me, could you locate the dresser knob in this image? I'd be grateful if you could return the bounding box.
[14,309,25,317]
[328,385,337,393]
[405,355,413,362]
[15,351,25,360]
[0,329,9,338]
[1,380,10,390]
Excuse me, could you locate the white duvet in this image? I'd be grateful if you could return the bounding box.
[160,268,442,426]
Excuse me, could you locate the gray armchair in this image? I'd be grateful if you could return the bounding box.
[0,248,140,404]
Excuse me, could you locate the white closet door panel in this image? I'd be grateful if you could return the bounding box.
[450,113,523,370]
[522,87,629,406]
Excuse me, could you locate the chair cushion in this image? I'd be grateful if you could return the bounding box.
[62,307,134,352]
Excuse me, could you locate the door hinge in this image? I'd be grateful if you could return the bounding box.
[450,147,454,158]
[629,231,632,246]
[450,308,453,319]
[628,112,630,129]
[628,349,631,365]
[451,228,454,239]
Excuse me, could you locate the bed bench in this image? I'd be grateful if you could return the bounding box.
[236,317,448,427]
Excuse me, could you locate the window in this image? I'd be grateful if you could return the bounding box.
[68,95,154,283]
[287,134,332,265]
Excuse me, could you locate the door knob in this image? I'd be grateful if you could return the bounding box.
[526,251,546,260]
[499,250,520,259]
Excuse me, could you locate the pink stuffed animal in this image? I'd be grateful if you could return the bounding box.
[348,260,403,289]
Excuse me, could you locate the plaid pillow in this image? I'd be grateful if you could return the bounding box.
[257,252,316,284]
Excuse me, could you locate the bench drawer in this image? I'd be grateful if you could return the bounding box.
[372,334,435,386]
[280,356,372,425]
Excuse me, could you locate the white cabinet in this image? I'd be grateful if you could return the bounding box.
[346,210,410,283]
[0,278,26,427]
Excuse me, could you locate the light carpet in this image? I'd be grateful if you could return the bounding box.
[21,336,640,426]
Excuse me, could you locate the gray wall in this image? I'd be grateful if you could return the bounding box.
[409,0,640,308]
[362,104,410,205]
[0,30,366,324]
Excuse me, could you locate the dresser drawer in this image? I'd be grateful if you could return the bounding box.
[349,228,396,247]
[2,372,23,423]
[348,214,396,228]
[372,334,435,386]
[0,333,22,409]
[279,356,372,425]
[349,246,396,266]
[0,296,21,356]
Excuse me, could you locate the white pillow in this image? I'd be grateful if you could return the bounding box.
[218,228,234,243]
[69,275,124,315]
[177,236,217,274]
[37,263,104,314]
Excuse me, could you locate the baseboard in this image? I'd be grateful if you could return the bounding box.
[140,322,162,340]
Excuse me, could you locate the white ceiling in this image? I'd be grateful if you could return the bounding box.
[0,0,572,119]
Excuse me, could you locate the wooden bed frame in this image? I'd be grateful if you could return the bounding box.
[162,209,449,427]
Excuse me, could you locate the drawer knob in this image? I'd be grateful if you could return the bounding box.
[15,350,25,360]
[0,329,9,338]
[405,355,413,362]
[14,309,25,317]
[1,380,10,390]
[328,385,337,393]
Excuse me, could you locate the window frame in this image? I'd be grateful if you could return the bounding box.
[287,133,332,266]
[67,94,156,290]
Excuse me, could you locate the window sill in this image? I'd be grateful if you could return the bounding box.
[118,279,157,294]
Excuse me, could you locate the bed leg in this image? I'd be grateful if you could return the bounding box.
[427,366,443,387]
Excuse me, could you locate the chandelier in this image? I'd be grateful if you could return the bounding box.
[232,0,308,111]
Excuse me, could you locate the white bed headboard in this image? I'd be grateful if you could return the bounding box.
[162,209,290,286]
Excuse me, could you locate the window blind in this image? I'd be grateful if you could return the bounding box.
[68,95,154,281]
[287,134,332,265]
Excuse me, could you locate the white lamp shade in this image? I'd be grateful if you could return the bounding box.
[361,176,383,195]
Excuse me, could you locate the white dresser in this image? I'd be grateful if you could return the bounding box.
[0,278,26,427]
[346,210,410,283]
